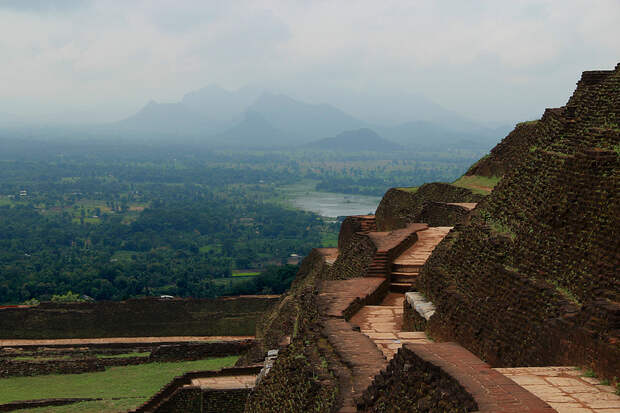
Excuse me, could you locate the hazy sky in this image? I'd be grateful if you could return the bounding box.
[1,0,618,125]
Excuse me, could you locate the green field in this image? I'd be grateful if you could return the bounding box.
[0,356,238,412]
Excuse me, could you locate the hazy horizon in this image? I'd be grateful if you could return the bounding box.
[1,0,619,126]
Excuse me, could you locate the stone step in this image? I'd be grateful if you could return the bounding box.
[391,263,422,272]
[390,283,411,293]
[391,273,418,283]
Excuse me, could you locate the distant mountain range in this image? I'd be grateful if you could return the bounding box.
[5,85,511,150]
[305,128,403,152]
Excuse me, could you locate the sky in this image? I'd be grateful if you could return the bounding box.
[0,0,618,125]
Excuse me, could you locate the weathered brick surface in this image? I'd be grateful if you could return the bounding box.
[360,343,556,413]
[375,184,484,231]
[420,63,620,380]
[149,340,254,362]
[338,215,377,250]
[466,120,540,177]
[0,398,100,413]
[0,297,277,339]
[416,201,472,226]
[130,367,261,413]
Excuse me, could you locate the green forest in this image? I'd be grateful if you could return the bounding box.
[0,138,484,304]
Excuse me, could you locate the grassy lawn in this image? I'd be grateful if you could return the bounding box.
[0,356,238,412]
[452,175,501,195]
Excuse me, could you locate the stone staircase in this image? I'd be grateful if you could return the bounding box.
[389,263,423,293]
[366,251,390,277]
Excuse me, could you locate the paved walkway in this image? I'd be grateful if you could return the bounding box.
[318,279,389,413]
[392,226,452,267]
[349,293,430,359]
[0,336,254,347]
[191,374,257,389]
[321,218,619,413]
[496,367,620,412]
[367,223,428,252]
[319,278,385,318]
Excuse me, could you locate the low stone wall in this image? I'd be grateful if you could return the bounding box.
[155,386,252,413]
[130,366,262,413]
[0,358,104,378]
[375,184,483,231]
[0,398,100,413]
[343,278,389,321]
[417,201,472,226]
[150,340,254,362]
[358,345,478,412]
[202,388,250,413]
[0,296,277,339]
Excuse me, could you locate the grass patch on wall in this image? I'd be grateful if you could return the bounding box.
[452,175,501,195]
[395,186,418,193]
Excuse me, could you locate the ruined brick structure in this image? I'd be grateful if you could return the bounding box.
[419,63,620,379]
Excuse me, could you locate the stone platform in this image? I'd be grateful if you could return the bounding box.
[496,367,620,412]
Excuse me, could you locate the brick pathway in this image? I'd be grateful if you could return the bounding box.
[318,279,390,413]
[392,226,452,267]
[319,278,385,318]
[191,374,257,389]
[496,367,620,412]
[367,223,428,252]
[349,293,430,359]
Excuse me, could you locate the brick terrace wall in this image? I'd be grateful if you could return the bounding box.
[375,184,483,231]
[249,249,332,361]
[0,297,277,339]
[154,387,250,413]
[130,367,261,413]
[327,233,376,280]
[155,386,202,413]
[202,388,250,413]
[245,287,340,413]
[0,358,105,378]
[358,345,478,412]
[466,120,541,177]
[150,341,254,362]
[417,201,471,227]
[338,216,365,250]
[0,398,100,413]
[419,63,620,380]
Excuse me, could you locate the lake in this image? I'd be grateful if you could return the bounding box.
[287,187,381,218]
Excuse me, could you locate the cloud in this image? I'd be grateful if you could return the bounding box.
[0,0,90,13]
[0,0,618,124]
